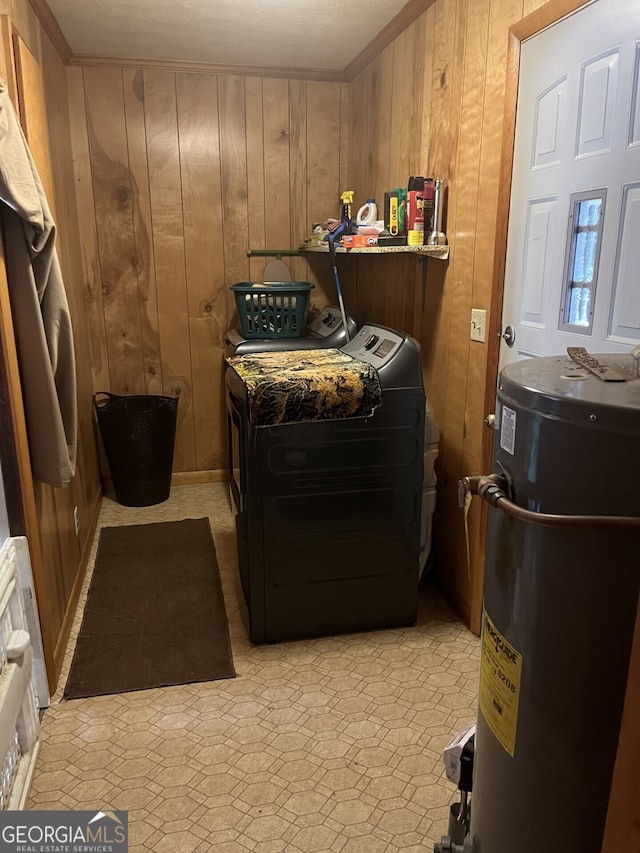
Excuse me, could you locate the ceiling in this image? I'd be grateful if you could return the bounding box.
[46,0,412,74]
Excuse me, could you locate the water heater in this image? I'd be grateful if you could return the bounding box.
[455,351,640,853]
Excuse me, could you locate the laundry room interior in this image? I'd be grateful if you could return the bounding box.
[0,0,638,850]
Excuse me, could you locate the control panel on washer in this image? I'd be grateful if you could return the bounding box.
[342,324,403,368]
[306,306,346,338]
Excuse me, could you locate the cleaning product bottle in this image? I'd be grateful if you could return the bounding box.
[356,198,377,226]
[426,179,446,245]
[406,176,426,245]
[423,178,435,235]
[340,190,355,231]
[393,187,407,234]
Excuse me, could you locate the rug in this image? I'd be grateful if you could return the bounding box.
[63,518,236,700]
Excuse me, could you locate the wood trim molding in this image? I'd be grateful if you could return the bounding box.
[475,0,593,631]
[70,53,347,83]
[27,0,72,64]
[344,0,436,81]
[0,16,19,107]
[0,246,57,690]
[511,0,593,41]
[30,0,434,81]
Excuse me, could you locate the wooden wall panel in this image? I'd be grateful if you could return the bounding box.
[288,79,307,285]
[74,66,345,475]
[307,82,341,235]
[121,70,162,397]
[83,67,147,397]
[372,48,394,206]
[0,2,102,690]
[263,78,291,253]
[12,34,56,212]
[339,84,349,194]
[143,70,196,471]
[245,77,267,283]
[439,0,491,619]
[175,73,226,471]
[218,74,250,322]
[66,67,110,395]
[38,32,102,678]
[346,0,542,627]
[461,0,524,629]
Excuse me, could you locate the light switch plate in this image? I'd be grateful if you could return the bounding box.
[471,308,487,343]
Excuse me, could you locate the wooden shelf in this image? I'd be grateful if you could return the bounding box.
[301,242,449,260]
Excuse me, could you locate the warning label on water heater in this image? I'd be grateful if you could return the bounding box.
[479,612,522,757]
[500,405,516,455]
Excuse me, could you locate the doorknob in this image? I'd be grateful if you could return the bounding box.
[502,325,516,347]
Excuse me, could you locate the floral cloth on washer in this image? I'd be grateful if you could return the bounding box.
[227,348,382,426]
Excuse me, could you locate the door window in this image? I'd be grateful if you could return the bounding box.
[559,190,606,333]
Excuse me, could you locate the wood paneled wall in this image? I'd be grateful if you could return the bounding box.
[60,0,570,638]
[70,67,346,473]
[344,0,552,629]
[0,0,101,688]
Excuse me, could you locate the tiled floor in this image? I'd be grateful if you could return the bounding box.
[27,484,479,852]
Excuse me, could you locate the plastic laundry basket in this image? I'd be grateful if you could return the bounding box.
[94,392,178,507]
[230,281,314,338]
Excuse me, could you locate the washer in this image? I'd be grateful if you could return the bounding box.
[226,323,425,643]
[223,305,358,358]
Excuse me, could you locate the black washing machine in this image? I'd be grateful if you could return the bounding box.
[224,305,358,358]
[226,323,425,643]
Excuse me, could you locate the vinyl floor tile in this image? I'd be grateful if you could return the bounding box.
[27,484,479,850]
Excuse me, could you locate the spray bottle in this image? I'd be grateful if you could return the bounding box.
[340,190,355,233]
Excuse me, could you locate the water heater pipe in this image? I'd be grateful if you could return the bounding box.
[460,474,640,528]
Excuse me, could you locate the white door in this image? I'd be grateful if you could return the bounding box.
[501,0,640,367]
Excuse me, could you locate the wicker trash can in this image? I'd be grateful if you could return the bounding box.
[94,392,178,507]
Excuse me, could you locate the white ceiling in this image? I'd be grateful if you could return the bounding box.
[46,0,411,73]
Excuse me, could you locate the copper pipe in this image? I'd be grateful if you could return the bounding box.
[461,475,640,528]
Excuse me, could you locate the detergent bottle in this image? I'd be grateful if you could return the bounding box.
[356,198,377,226]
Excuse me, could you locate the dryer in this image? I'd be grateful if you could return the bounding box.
[226,323,425,643]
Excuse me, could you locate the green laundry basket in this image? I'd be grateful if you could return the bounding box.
[230,281,314,338]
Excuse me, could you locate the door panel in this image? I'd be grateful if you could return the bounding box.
[609,183,640,339]
[532,78,565,169]
[521,197,558,324]
[576,50,619,160]
[501,0,640,367]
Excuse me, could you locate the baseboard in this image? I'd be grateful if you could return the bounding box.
[433,578,475,635]
[102,470,228,493]
[171,470,228,485]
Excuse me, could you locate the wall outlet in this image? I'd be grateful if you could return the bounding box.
[73,506,80,537]
[470,308,487,343]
